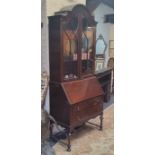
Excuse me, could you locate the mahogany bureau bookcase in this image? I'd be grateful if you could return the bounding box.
[48,4,104,151]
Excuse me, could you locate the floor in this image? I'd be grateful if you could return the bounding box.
[53,96,114,155]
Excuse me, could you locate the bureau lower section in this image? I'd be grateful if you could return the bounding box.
[50,96,103,128]
[50,95,104,151]
[50,77,104,151]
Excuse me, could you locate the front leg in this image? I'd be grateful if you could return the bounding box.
[99,112,103,131]
[66,129,71,152]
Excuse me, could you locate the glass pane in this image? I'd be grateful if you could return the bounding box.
[82,32,88,53]
[64,34,70,57]
[81,27,94,75]
[63,18,78,81]
[63,31,77,61]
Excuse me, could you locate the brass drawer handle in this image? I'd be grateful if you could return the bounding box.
[77,106,80,111]
[77,116,81,121]
[94,98,100,103]
[93,102,98,106]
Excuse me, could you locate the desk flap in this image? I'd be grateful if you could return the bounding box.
[61,76,104,105]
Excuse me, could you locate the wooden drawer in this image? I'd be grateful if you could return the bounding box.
[70,97,103,125]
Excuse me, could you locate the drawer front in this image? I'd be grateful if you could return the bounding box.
[71,97,103,124]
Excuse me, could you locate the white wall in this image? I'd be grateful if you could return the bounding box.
[93,3,114,68]
[109,24,114,57]
[109,24,114,40]
[41,0,49,73]
[41,0,49,112]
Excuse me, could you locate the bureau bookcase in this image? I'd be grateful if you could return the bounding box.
[48,4,104,151]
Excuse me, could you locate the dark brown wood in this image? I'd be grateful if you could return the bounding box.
[50,77,103,129]
[95,69,112,102]
[48,16,62,82]
[61,76,103,104]
[48,4,104,151]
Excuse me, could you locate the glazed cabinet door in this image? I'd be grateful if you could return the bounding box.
[62,17,79,81]
[61,14,96,81]
[81,18,96,77]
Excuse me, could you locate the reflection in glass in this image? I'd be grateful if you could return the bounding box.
[86,29,93,53]
[96,40,106,54]
[64,37,70,56]
[63,31,77,59]
[96,34,107,58]
[82,33,88,53]
[81,26,94,75]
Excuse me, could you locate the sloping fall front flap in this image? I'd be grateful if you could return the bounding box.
[61,76,104,105]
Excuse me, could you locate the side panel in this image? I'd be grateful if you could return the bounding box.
[48,16,62,82]
[50,83,70,125]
